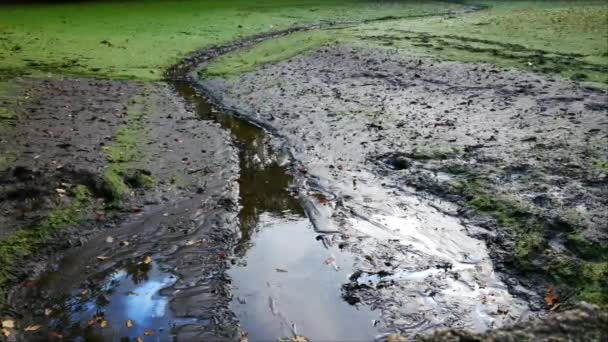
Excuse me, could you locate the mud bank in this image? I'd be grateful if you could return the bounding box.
[200,45,608,334]
[1,77,241,340]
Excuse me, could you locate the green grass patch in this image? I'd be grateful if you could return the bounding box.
[202,29,337,77]
[351,0,608,83]
[103,96,149,201]
[0,0,462,80]
[454,178,607,304]
[0,185,92,305]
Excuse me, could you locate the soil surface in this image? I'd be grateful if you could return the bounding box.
[201,45,608,335]
[2,78,241,340]
[1,13,606,342]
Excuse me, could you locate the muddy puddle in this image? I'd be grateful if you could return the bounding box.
[175,81,381,340]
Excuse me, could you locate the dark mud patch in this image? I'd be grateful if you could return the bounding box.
[3,77,241,340]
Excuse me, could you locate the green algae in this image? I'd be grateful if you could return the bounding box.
[0,0,462,80]
[352,0,608,83]
[0,185,93,305]
[103,95,150,201]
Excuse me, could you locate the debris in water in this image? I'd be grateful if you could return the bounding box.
[126,319,134,328]
[144,330,154,336]
[143,255,152,264]
[276,268,288,273]
[545,287,559,307]
[24,324,41,332]
[1,320,14,329]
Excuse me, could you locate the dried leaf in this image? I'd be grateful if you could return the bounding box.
[1,328,10,337]
[49,331,64,338]
[96,255,110,261]
[1,320,14,328]
[126,320,134,328]
[143,255,152,264]
[99,320,108,328]
[545,287,558,307]
[24,325,42,332]
[135,337,144,342]
[144,330,154,336]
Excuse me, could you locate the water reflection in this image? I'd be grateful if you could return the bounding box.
[172,81,304,256]
[39,262,182,341]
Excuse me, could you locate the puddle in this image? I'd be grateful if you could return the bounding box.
[27,261,187,341]
[229,214,379,340]
[173,81,381,339]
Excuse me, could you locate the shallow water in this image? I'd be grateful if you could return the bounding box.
[229,213,380,340]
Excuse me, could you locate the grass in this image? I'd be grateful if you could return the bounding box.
[0,185,92,305]
[0,0,463,80]
[453,178,608,304]
[203,1,607,83]
[103,95,150,201]
[352,0,608,83]
[202,29,338,77]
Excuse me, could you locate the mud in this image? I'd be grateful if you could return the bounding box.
[200,45,608,335]
[3,78,241,340]
[0,78,141,239]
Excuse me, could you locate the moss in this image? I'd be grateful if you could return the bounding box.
[566,233,608,261]
[352,1,608,84]
[202,30,337,78]
[0,0,462,80]
[0,185,92,305]
[102,96,149,202]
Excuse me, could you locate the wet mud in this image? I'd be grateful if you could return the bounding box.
[201,44,608,335]
[3,79,241,340]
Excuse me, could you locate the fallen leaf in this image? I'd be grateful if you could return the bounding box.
[126,320,134,328]
[1,320,14,328]
[1,328,10,337]
[96,255,110,261]
[99,320,108,328]
[144,330,154,336]
[24,325,42,332]
[218,251,226,258]
[135,337,144,342]
[545,287,558,307]
[49,331,64,338]
[143,255,152,264]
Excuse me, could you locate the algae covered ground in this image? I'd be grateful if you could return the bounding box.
[205,0,608,83]
[0,0,461,80]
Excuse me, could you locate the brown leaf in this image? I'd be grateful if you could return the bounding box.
[143,255,152,264]
[1,328,10,337]
[545,287,558,307]
[49,331,64,339]
[126,320,134,328]
[24,325,42,332]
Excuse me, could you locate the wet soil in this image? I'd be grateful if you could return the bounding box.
[0,78,141,239]
[201,44,608,334]
[3,78,241,340]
